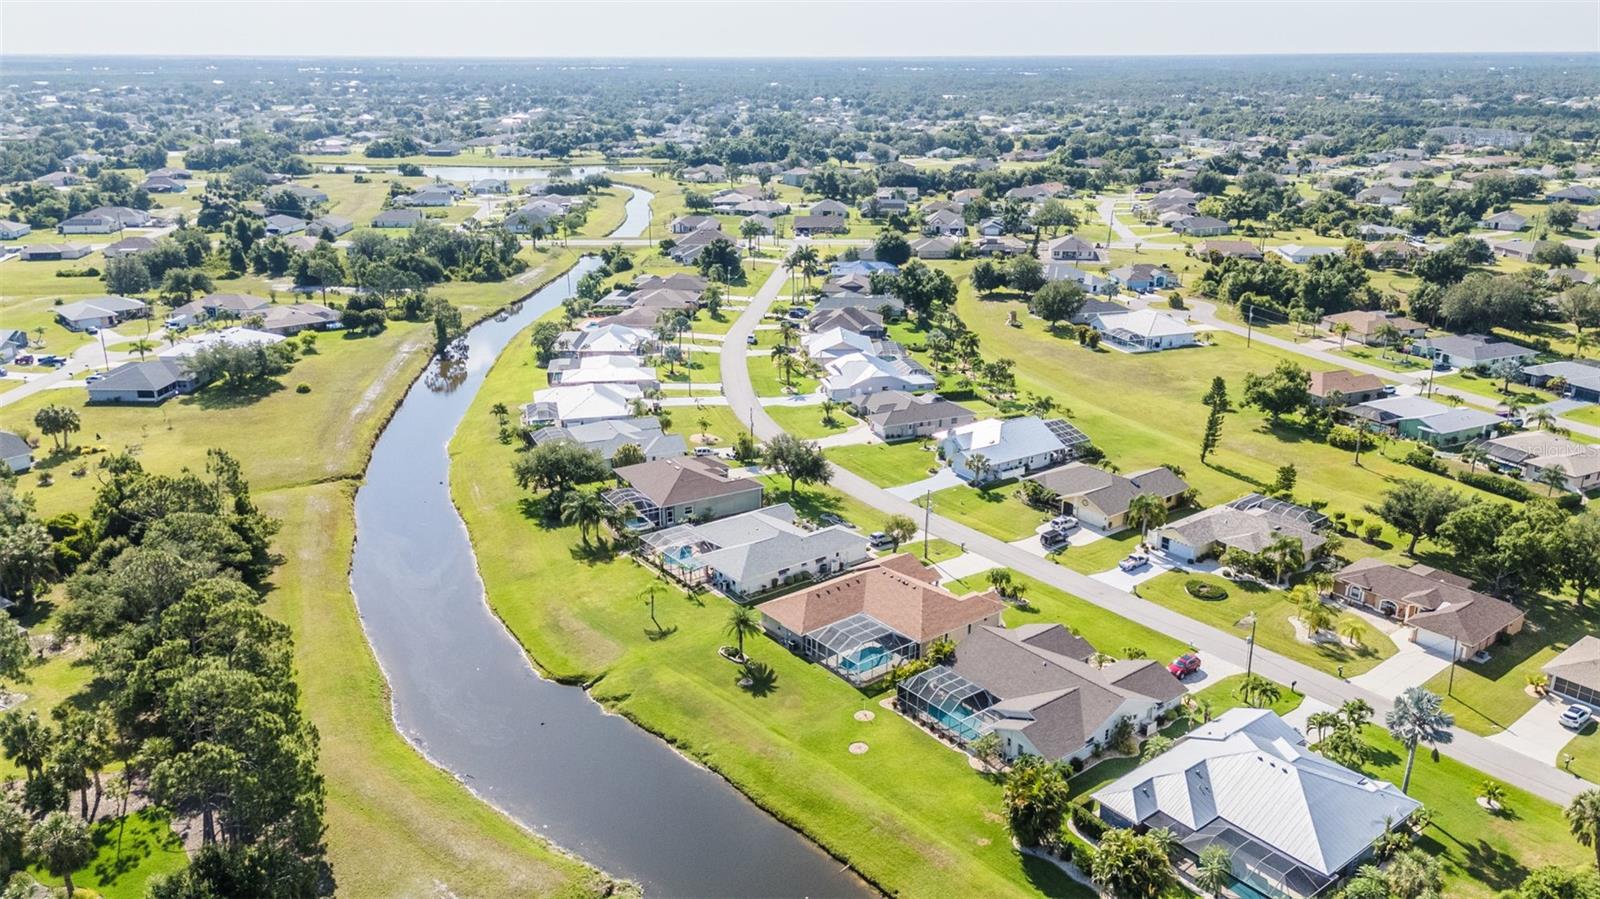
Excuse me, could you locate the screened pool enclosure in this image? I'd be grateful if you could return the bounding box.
[800,612,918,685]
[896,666,999,743]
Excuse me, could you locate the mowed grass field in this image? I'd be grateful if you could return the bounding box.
[452,315,1105,898]
[2,253,619,897]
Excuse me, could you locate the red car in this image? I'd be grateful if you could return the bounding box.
[1168,654,1202,679]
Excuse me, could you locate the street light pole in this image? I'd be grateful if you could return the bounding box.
[1448,637,1459,696]
[1243,612,1259,704]
[922,489,931,561]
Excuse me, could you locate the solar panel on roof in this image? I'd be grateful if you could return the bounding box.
[1043,418,1091,448]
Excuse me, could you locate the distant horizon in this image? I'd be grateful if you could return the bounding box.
[3,1,1597,60]
[6,50,1600,63]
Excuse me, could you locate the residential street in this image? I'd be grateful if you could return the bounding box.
[721,263,1599,805]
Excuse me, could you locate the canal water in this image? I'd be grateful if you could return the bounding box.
[347,189,869,897]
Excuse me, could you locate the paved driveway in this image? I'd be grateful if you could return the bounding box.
[886,468,964,500]
[1489,695,1586,765]
[933,551,999,583]
[1347,629,1452,697]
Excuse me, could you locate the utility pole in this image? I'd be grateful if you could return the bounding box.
[1448,638,1459,696]
[922,490,931,561]
[1245,305,1254,349]
[1242,612,1259,704]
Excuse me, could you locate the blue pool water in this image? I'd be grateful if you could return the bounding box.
[837,644,891,673]
[1230,876,1281,899]
[929,705,984,742]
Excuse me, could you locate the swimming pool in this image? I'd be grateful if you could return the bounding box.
[928,705,986,742]
[836,644,891,673]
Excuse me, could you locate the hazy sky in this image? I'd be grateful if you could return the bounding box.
[3,0,1598,59]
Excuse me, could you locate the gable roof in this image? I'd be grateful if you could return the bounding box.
[613,456,762,507]
[1309,369,1384,398]
[1027,462,1190,520]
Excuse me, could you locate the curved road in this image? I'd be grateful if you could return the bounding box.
[720,264,1597,807]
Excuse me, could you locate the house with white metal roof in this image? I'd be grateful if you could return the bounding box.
[821,352,936,402]
[937,416,1088,484]
[1089,309,1198,352]
[1093,708,1419,899]
[640,503,869,598]
[522,383,642,428]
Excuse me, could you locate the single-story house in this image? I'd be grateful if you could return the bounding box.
[522,383,642,428]
[1048,235,1099,261]
[1320,310,1427,346]
[1479,210,1528,231]
[0,220,31,240]
[1154,493,1328,565]
[802,327,878,363]
[971,235,1028,256]
[264,214,307,236]
[1271,244,1342,265]
[1044,264,1116,295]
[1477,431,1600,494]
[55,295,148,331]
[1094,709,1420,899]
[86,359,201,405]
[909,236,957,259]
[938,416,1088,484]
[528,416,685,465]
[0,431,33,474]
[139,176,185,194]
[679,164,727,183]
[899,623,1184,763]
[806,306,886,339]
[813,294,904,317]
[1026,463,1190,532]
[166,293,273,329]
[307,215,354,239]
[1347,395,1502,447]
[0,330,28,363]
[102,236,156,259]
[922,209,967,236]
[603,456,764,530]
[1332,558,1525,660]
[809,199,849,219]
[372,209,424,229]
[1089,309,1197,353]
[1171,215,1231,237]
[1490,238,1552,261]
[670,215,721,235]
[821,351,937,402]
[397,187,456,207]
[641,502,869,598]
[792,215,848,237]
[1546,185,1600,204]
[779,167,813,187]
[257,303,342,335]
[760,554,1005,685]
[19,244,91,261]
[547,355,659,391]
[1523,360,1600,403]
[159,327,285,360]
[1542,637,1600,706]
[1357,184,1405,206]
[471,178,510,195]
[556,324,656,357]
[666,228,731,264]
[1410,334,1537,370]
[1309,369,1387,406]
[1107,263,1176,292]
[858,390,976,441]
[57,206,151,234]
[1194,239,1263,261]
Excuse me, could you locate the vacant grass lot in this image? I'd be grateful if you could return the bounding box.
[451,319,1089,898]
[765,402,860,440]
[931,481,1049,542]
[827,437,942,486]
[1136,572,1397,677]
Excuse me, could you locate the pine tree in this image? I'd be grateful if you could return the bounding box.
[1200,403,1226,461]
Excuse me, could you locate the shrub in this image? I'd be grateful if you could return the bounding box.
[1185,578,1229,600]
[1455,469,1532,501]
[1069,841,1096,873]
[1328,425,1369,450]
[1069,801,1106,840]
[1402,445,1445,474]
[1363,524,1383,542]
[296,383,312,394]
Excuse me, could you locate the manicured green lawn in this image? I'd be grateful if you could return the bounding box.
[1054,529,1143,574]
[1561,403,1600,428]
[765,403,860,440]
[659,347,722,384]
[931,481,1048,542]
[748,351,819,397]
[1136,572,1397,677]
[1418,587,1600,736]
[827,438,942,487]
[31,809,186,899]
[450,320,1089,897]
[1434,370,1557,406]
[6,256,618,898]
[1332,345,1432,374]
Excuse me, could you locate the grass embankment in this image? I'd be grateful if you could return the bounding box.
[452,316,1093,898]
[3,253,619,897]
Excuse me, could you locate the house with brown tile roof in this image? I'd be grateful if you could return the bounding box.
[1309,369,1387,406]
[1320,310,1426,346]
[603,456,763,530]
[759,554,1004,684]
[1332,558,1524,660]
[897,623,1184,764]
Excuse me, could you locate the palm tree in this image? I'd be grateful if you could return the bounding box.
[560,490,608,546]
[1333,321,1353,349]
[1240,674,1280,709]
[724,606,760,660]
[27,812,94,899]
[966,453,992,490]
[1566,788,1600,872]
[1307,710,1342,741]
[1459,443,1487,475]
[1196,844,1233,897]
[1126,493,1169,547]
[127,338,155,360]
[1374,323,1402,357]
[1386,686,1454,792]
[1577,332,1593,359]
[1181,695,1214,728]
[1340,620,1365,646]
[772,349,800,388]
[820,398,838,426]
[1537,465,1569,496]
[1529,408,1560,432]
[1089,651,1115,670]
[1342,698,1375,729]
[1294,586,1336,636]
[778,319,799,347]
[1264,535,1305,585]
[1479,780,1506,812]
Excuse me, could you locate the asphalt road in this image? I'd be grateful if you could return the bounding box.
[720,263,1597,806]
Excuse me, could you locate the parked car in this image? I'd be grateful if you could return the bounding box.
[1049,515,1079,532]
[868,531,893,549]
[786,307,807,320]
[1118,552,1149,572]
[13,355,32,366]
[85,373,104,384]
[1040,529,1069,551]
[1561,704,1592,730]
[37,355,65,366]
[1381,384,1397,396]
[746,333,758,345]
[1168,654,1202,679]
[83,326,98,335]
